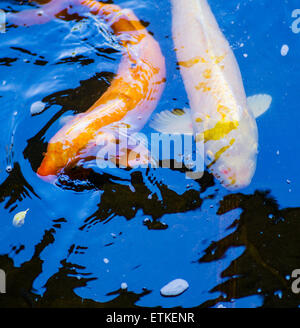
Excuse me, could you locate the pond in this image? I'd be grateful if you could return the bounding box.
[0,0,299,308]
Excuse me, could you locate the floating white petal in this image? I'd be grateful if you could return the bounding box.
[13,209,29,227]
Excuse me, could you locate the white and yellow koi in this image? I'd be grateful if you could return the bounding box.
[151,0,272,190]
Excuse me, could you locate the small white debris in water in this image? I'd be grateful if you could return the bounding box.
[30,101,46,115]
[111,233,117,238]
[129,185,136,193]
[6,165,13,173]
[13,209,29,227]
[103,258,109,264]
[280,44,289,56]
[286,179,291,184]
[243,53,248,58]
[121,282,128,290]
[160,279,189,297]
[217,304,226,308]
[2,81,7,86]
[276,150,280,156]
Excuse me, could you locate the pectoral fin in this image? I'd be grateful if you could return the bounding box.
[247,94,272,118]
[149,108,194,134]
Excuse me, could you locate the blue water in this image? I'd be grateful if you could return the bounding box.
[0,0,299,308]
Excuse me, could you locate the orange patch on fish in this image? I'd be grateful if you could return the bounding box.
[178,56,206,68]
[195,82,211,92]
[214,54,225,64]
[217,104,231,119]
[203,69,212,79]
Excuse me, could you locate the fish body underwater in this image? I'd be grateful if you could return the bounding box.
[152,0,272,190]
[8,0,166,181]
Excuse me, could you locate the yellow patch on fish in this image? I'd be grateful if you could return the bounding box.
[13,209,29,227]
[217,104,231,119]
[228,174,237,186]
[207,139,236,169]
[203,69,212,79]
[214,55,225,64]
[178,56,206,68]
[196,120,239,143]
[195,82,211,92]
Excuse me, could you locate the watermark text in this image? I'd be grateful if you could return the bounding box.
[0,10,5,33]
[292,9,300,34]
[0,269,6,294]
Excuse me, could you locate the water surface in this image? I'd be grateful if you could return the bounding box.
[0,0,299,308]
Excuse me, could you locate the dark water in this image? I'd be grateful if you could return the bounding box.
[0,0,300,308]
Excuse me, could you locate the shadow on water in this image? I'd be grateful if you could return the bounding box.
[0,227,151,308]
[0,152,212,307]
[1,169,300,307]
[0,163,40,212]
[198,190,300,308]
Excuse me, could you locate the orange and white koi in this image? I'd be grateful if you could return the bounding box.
[8,0,166,181]
[151,0,272,190]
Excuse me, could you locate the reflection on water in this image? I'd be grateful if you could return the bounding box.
[0,163,40,212]
[200,191,300,308]
[1,184,300,307]
[0,0,299,308]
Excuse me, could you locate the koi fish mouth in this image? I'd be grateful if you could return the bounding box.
[220,163,256,190]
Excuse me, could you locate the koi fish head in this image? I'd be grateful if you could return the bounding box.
[37,140,71,181]
[206,109,259,190]
[211,153,257,190]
